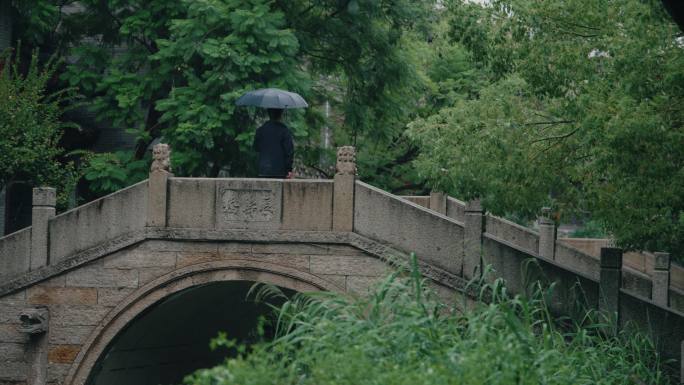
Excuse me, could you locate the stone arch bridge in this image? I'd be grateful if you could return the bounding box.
[1,146,683,385]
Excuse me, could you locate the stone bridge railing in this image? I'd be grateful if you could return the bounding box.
[402,193,684,313]
[0,145,683,380]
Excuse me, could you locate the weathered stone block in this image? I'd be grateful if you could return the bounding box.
[402,196,430,208]
[623,251,648,273]
[48,180,147,264]
[168,178,216,228]
[0,343,26,362]
[0,305,25,323]
[554,243,600,280]
[621,270,651,299]
[599,268,621,316]
[141,240,220,253]
[310,255,387,276]
[51,305,111,326]
[464,199,483,280]
[0,228,31,282]
[250,254,310,271]
[27,287,97,305]
[670,289,684,313]
[47,363,71,383]
[354,182,464,275]
[0,324,28,343]
[318,274,346,290]
[47,344,80,364]
[102,249,176,269]
[175,252,219,268]
[333,174,354,231]
[537,214,555,260]
[97,288,135,307]
[32,188,56,207]
[147,171,169,227]
[282,180,333,231]
[654,252,670,271]
[251,243,328,255]
[216,179,282,230]
[31,206,55,270]
[485,214,539,255]
[49,325,93,345]
[0,361,27,381]
[326,244,367,256]
[600,247,623,269]
[37,275,66,288]
[652,269,670,308]
[446,197,466,223]
[218,242,252,254]
[175,252,222,268]
[0,290,26,305]
[429,192,447,215]
[346,276,382,294]
[65,266,138,288]
[138,267,176,285]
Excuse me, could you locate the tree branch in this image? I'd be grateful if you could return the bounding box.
[559,29,598,38]
[299,3,316,17]
[524,120,574,126]
[528,128,579,144]
[546,16,602,31]
[306,164,332,178]
[304,50,342,63]
[101,5,157,53]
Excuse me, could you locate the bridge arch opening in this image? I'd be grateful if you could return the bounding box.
[86,280,292,385]
[65,260,341,385]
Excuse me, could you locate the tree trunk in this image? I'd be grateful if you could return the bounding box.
[0,0,11,51]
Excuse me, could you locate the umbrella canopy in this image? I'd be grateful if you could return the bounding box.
[235,88,308,109]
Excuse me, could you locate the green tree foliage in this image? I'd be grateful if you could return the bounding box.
[185,262,671,384]
[152,0,303,176]
[0,48,78,207]
[54,0,433,190]
[81,151,148,196]
[409,0,684,255]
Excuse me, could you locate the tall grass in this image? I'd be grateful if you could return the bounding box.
[186,256,672,385]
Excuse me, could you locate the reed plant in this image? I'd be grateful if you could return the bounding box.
[186,256,671,385]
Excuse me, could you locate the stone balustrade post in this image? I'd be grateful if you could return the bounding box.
[538,207,555,260]
[332,146,356,231]
[30,187,56,270]
[0,187,5,236]
[463,199,483,280]
[147,143,173,227]
[599,247,623,319]
[681,340,684,384]
[652,252,670,307]
[429,191,447,215]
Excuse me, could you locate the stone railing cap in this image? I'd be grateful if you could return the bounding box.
[600,247,623,269]
[654,252,671,270]
[465,198,482,212]
[32,187,56,207]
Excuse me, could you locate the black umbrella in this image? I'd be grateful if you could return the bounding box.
[235,88,308,109]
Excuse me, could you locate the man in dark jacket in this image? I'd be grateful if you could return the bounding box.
[253,108,294,178]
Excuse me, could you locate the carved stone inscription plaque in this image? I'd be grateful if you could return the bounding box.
[216,180,282,229]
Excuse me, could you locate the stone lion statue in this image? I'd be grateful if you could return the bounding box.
[336,146,356,176]
[150,143,171,173]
